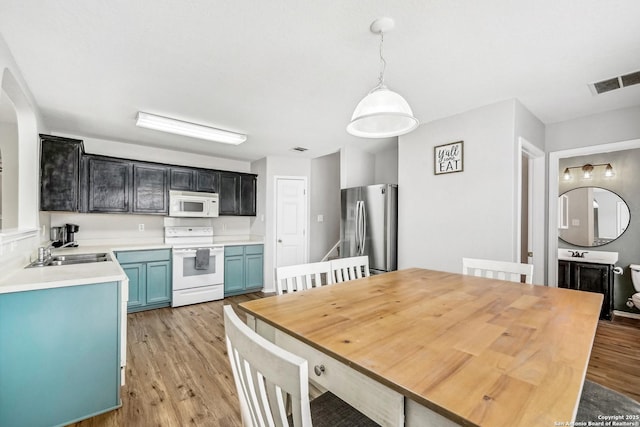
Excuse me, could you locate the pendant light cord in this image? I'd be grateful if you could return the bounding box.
[377,31,386,89]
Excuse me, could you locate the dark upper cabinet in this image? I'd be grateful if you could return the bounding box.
[169,167,219,193]
[169,167,195,191]
[196,169,219,193]
[39,134,255,217]
[219,172,257,216]
[133,163,167,214]
[40,135,84,211]
[239,174,257,216]
[85,156,131,213]
[558,260,612,320]
[219,172,240,215]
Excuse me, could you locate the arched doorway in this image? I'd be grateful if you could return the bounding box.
[0,87,18,230]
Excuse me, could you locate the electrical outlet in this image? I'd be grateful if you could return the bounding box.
[138,224,145,232]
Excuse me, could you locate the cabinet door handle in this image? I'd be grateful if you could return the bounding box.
[278,239,282,243]
[314,365,325,376]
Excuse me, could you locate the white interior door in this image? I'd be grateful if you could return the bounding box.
[275,177,307,268]
[519,138,545,285]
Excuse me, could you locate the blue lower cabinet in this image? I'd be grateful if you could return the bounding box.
[116,249,172,313]
[123,262,145,310]
[0,282,121,427]
[224,244,264,296]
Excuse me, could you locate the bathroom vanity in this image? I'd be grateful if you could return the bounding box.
[557,250,618,320]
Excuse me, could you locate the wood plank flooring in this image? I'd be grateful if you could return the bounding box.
[68,294,640,427]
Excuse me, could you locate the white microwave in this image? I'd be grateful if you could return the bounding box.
[169,191,219,217]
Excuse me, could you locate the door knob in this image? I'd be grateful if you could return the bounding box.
[314,365,325,376]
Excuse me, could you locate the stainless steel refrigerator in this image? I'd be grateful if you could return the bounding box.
[340,184,398,274]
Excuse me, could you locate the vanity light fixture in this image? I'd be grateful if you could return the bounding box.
[136,112,247,145]
[346,17,419,139]
[562,163,614,180]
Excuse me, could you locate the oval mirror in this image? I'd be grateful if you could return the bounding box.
[558,187,630,247]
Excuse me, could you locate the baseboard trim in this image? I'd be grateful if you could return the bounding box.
[613,310,640,320]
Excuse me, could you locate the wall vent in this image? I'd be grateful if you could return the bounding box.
[291,146,308,152]
[590,70,640,95]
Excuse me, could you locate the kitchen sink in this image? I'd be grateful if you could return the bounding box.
[26,253,112,268]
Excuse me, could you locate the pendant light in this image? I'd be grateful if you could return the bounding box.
[347,17,419,138]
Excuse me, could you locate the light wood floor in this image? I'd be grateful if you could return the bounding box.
[68,294,640,427]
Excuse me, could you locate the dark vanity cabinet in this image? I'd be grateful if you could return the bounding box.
[219,172,257,216]
[40,135,84,211]
[558,260,613,320]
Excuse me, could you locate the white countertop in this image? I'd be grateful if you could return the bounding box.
[0,237,263,295]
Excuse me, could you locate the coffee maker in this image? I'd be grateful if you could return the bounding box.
[65,223,79,247]
[50,226,66,247]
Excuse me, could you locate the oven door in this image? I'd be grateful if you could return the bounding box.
[172,246,224,290]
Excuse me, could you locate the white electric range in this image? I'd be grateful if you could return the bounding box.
[165,226,224,307]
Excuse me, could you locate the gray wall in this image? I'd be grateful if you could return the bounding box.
[310,152,340,262]
[398,99,522,273]
[558,149,640,312]
[547,106,640,152]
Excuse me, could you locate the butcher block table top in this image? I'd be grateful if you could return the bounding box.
[239,268,603,427]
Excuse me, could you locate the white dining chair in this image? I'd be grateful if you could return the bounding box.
[223,305,377,427]
[330,256,370,284]
[275,262,333,295]
[462,257,534,284]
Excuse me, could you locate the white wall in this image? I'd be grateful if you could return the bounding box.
[0,122,18,229]
[374,144,399,185]
[310,152,340,262]
[398,100,520,273]
[340,144,374,189]
[546,106,640,152]
[250,157,267,238]
[57,133,250,172]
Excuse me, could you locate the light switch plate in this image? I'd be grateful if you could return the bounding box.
[317,214,324,223]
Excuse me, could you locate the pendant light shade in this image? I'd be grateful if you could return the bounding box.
[347,17,418,139]
[347,86,419,138]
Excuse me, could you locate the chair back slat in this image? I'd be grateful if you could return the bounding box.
[462,257,534,284]
[330,256,371,283]
[224,306,312,427]
[276,261,333,295]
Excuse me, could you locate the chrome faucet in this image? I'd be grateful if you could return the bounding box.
[37,241,78,263]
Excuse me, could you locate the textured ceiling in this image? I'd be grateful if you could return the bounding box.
[1,0,639,161]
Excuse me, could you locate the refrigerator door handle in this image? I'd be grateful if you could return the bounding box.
[360,201,366,256]
[354,201,360,253]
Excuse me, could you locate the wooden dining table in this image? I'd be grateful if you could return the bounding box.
[238,268,603,427]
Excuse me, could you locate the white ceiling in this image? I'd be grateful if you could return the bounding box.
[1,0,639,161]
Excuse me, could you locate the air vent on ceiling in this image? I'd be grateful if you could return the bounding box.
[590,70,640,95]
[291,146,308,152]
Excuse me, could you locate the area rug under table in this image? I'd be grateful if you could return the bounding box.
[576,380,640,423]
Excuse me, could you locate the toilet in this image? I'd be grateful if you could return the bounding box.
[631,264,640,309]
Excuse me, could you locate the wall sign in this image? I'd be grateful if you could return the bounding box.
[434,141,464,175]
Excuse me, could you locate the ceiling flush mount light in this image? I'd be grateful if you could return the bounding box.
[136,112,247,145]
[346,17,419,139]
[562,163,615,180]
